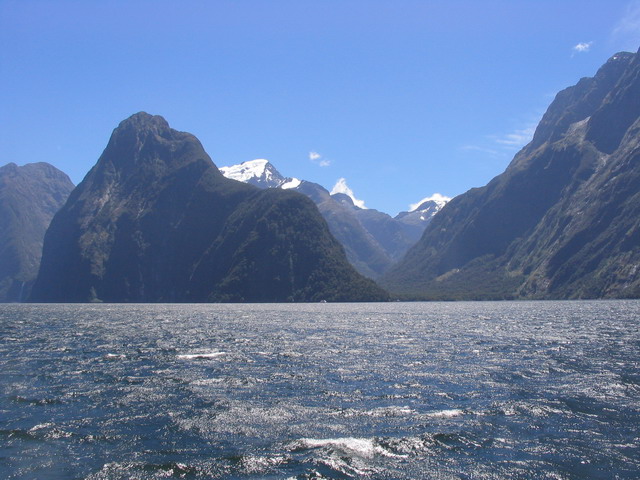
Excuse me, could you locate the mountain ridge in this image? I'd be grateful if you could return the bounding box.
[381,49,640,300]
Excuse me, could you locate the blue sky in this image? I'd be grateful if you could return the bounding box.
[2,1,640,215]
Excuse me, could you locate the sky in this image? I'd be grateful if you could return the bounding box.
[2,1,640,216]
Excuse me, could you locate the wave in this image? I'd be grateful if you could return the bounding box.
[426,408,465,418]
[291,436,407,459]
[177,352,226,360]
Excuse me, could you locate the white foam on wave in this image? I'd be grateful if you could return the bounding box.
[177,352,226,360]
[337,406,415,418]
[319,455,370,476]
[295,437,406,459]
[29,422,53,432]
[105,353,126,359]
[368,406,414,417]
[240,454,288,474]
[192,378,225,385]
[426,408,464,418]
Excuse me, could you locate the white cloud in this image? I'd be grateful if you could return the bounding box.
[309,151,331,167]
[573,42,593,53]
[330,177,367,209]
[612,1,640,50]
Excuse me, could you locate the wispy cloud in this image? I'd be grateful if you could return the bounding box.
[492,125,537,148]
[460,145,501,157]
[309,151,331,167]
[462,120,539,158]
[573,41,593,54]
[612,1,640,50]
[330,178,366,209]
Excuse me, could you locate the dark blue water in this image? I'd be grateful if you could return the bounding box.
[1,301,639,479]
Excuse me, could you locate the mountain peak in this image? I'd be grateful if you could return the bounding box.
[219,159,300,189]
[220,159,276,183]
[395,193,450,228]
[408,193,451,212]
[0,162,18,172]
[110,112,176,145]
[331,192,356,208]
[330,178,367,209]
[529,49,637,150]
[94,112,214,178]
[608,51,635,63]
[119,111,170,131]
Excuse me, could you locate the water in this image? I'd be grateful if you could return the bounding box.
[1,301,639,479]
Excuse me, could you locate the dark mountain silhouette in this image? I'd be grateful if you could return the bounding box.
[0,162,74,302]
[30,113,387,302]
[383,49,640,299]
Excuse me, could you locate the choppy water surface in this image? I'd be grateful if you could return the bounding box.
[1,301,639,479]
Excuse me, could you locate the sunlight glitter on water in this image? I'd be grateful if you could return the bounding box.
[1,301,639,479]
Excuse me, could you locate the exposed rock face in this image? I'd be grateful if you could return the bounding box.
[383,50,640,299]
[30,113,388,302]
[0,162,74,302]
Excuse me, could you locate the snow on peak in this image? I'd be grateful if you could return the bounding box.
[219,159,300,190]
[219,159,271,183]
[330,178,367,209]
[408,193,451,212]
[281,178,301,189]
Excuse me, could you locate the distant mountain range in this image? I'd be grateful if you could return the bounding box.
[29,113,388,303]
[382,49,640,299]
[220,159,448,278]
[9,49,640,302]
[0,162,74,302]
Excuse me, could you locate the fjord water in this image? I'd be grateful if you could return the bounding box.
[1,302,639,479]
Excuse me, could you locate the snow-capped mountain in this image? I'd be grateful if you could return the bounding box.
[219,159,301,190]
[219,159,448,278]
[395,193,451,228]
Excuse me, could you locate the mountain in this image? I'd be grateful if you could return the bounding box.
[334,196,425,263]
[219,160,448,277]
[219,159,301,189]
[382,49,640,300]
[395,194,451,233]
[0,162,74,302]
[297,180,394,278]
[352,194,451,261]
[29,113,388,303]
